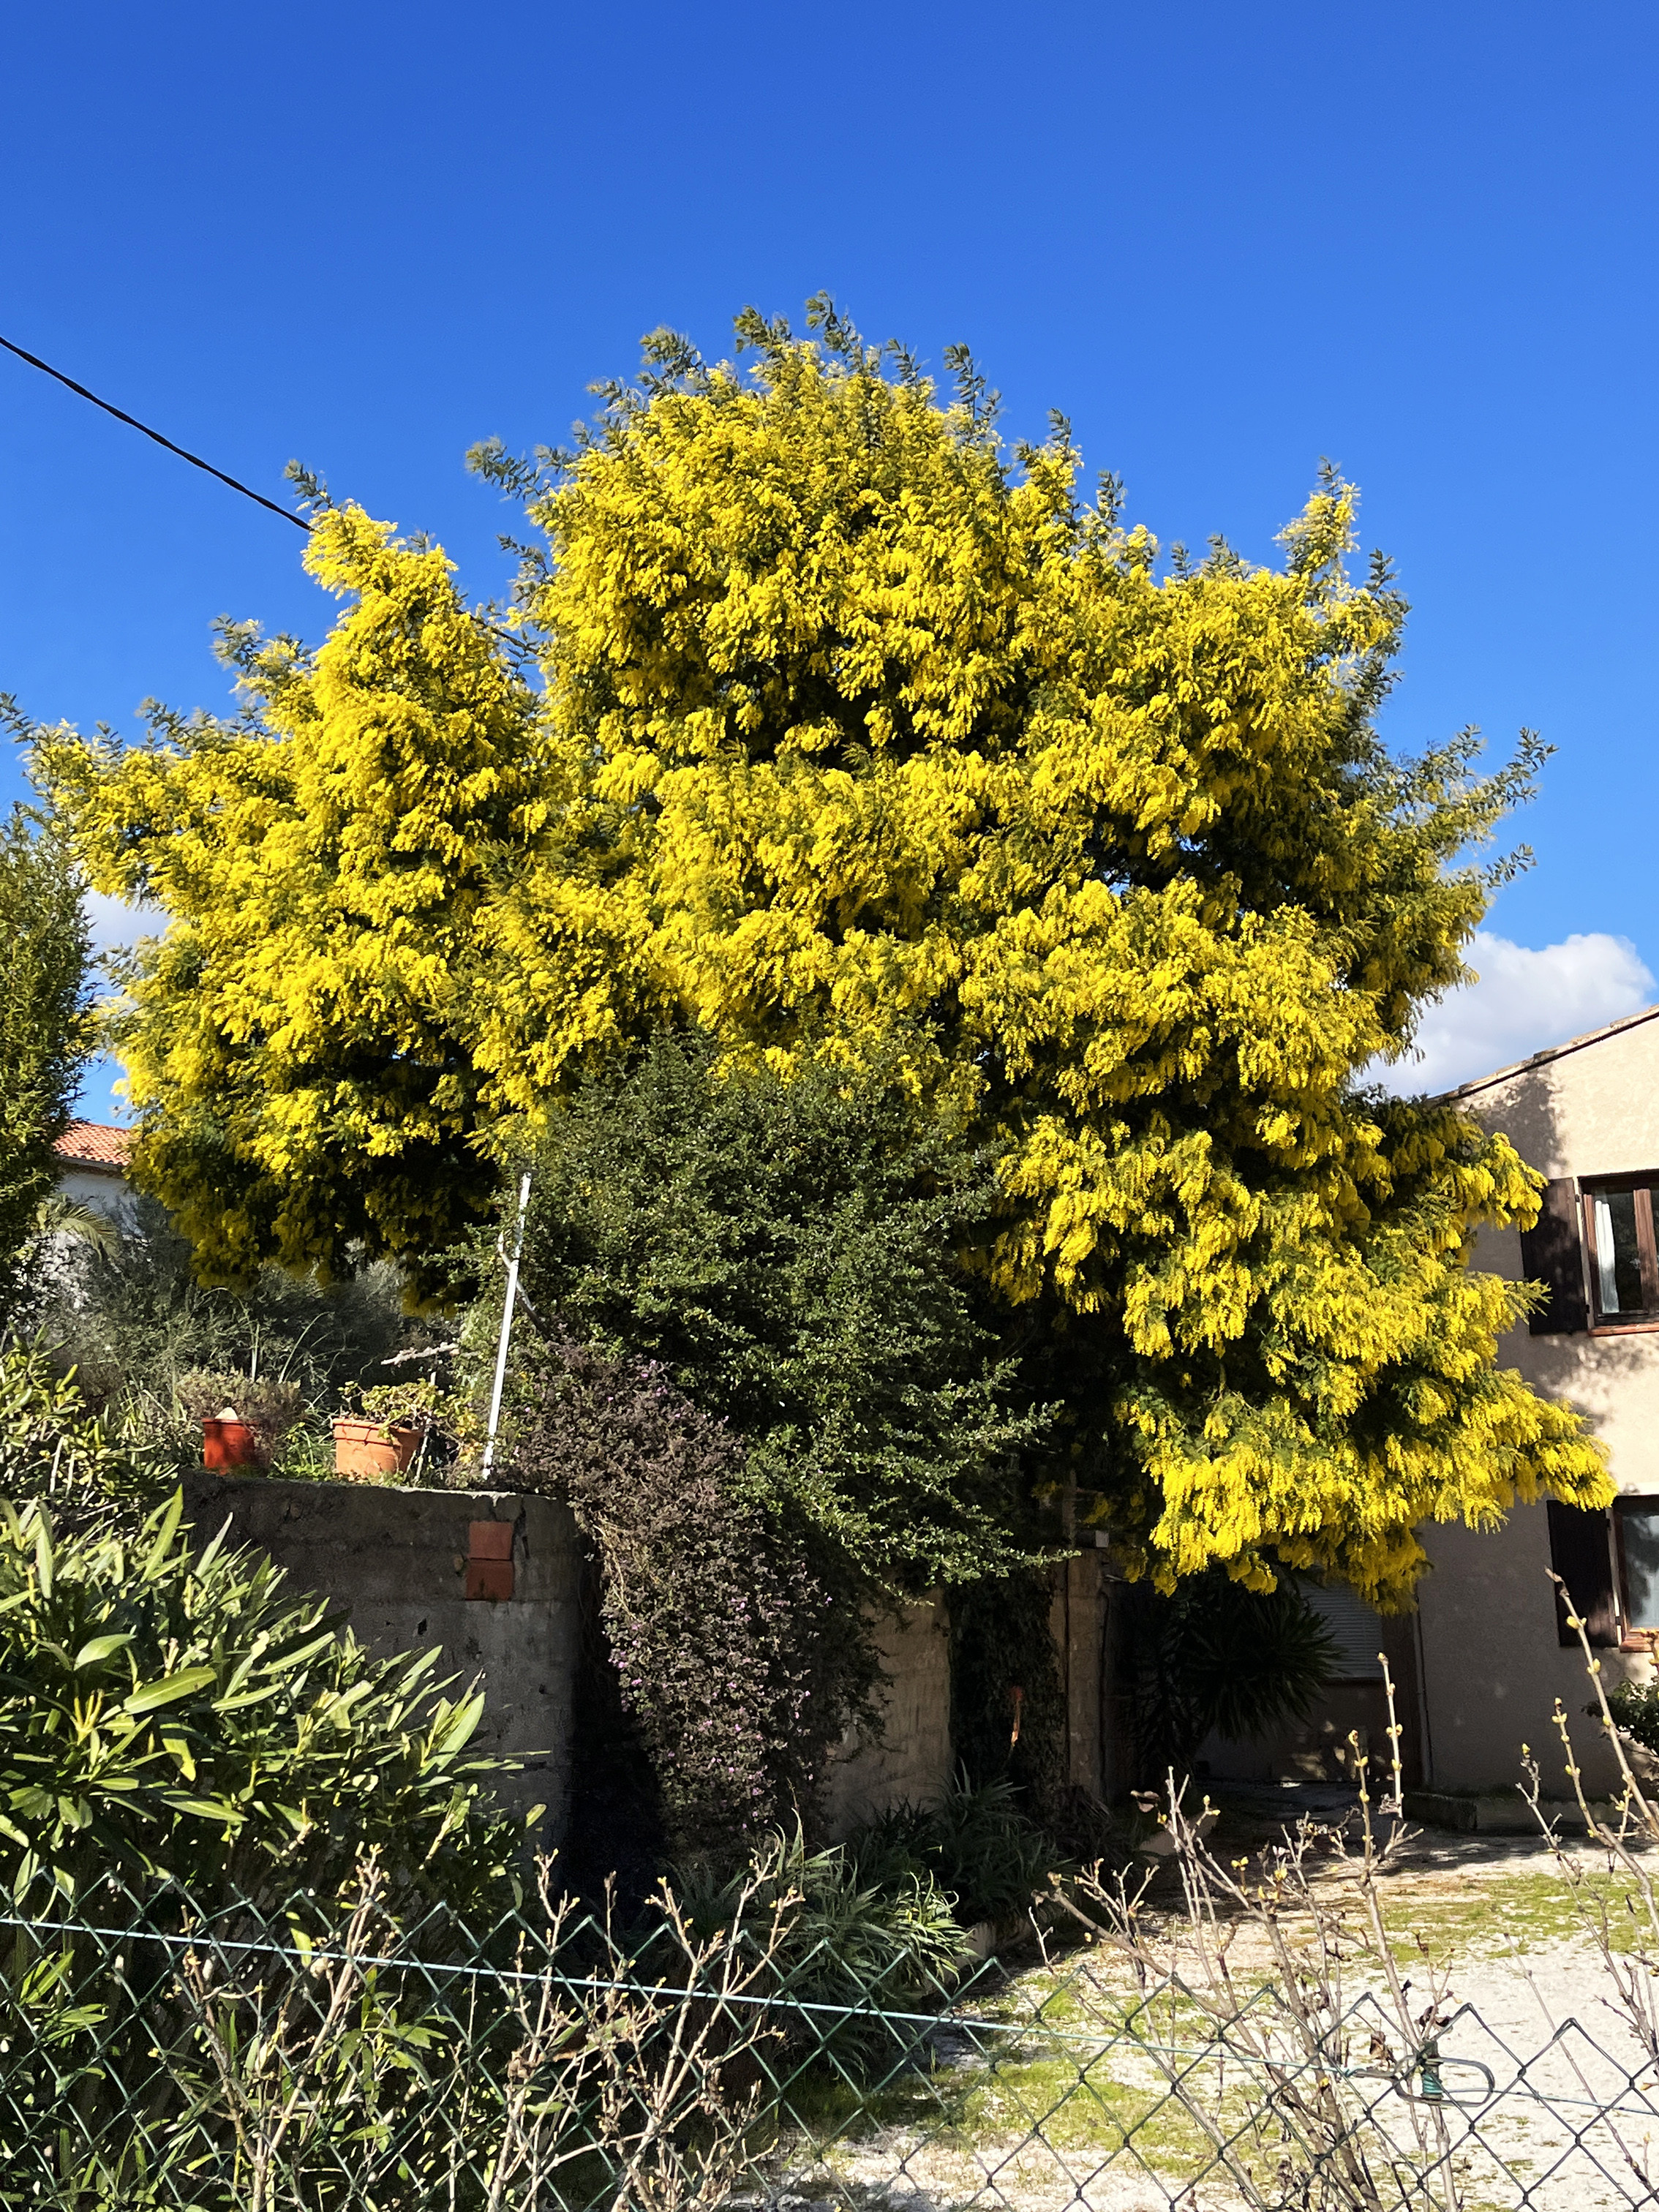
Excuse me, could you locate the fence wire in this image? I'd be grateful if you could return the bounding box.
[2,1870,1658,2211]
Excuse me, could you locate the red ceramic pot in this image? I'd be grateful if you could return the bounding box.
[202,1418,262,1471]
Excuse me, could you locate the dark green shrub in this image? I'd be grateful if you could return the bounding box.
[516,1034,1048,1593]
[1128,1569,1341,1783]
[1604,1678,1659,1754]
[505,1037,1058,1867]
[850,1772,1064,1928]
[671,1824,968,2017]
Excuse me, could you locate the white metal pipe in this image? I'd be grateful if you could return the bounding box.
[481,1171,533,1478]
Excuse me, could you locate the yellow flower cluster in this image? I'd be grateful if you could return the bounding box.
[37,327,1609,1590]
[36,510,541,1299]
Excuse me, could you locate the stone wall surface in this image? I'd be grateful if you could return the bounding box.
[180,1478,1113,1851]
[181,1473,581,1838]
[821,1597,953,1837]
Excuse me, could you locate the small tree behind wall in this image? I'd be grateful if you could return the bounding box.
[502,1039,1060,1860]
[516,1035,1050,1596]
[0,805,92,1303]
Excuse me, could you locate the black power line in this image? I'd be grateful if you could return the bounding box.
[0,332,312,530]
[1,329,535,662]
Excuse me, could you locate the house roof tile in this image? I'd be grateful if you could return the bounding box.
[1435,1001,1659,1104]
[53,1121,133,1173]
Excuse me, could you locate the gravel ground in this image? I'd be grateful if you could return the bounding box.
[763,1799,1659,2212]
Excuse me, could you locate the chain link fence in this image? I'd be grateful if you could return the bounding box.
[3,1863,1658,2211]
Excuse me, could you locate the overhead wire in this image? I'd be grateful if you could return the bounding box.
[1,333,312,530]
[0,329,535,658]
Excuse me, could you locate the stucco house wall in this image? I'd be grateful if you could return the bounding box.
[1412,1006,1659,1798]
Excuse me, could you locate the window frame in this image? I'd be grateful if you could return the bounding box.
[1581,1173,1659,1332]
[1616,1494,1659,1647]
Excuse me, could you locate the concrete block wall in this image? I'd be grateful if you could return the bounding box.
[182,1473,581,1839]
[183,1478,1120,1859]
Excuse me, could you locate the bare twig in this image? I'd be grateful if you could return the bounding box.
[1052,1660,1462,2210]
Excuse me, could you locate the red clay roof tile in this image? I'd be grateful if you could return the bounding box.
[53,1121,132,1171]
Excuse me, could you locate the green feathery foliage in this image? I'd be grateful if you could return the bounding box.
[0,805,92,1297]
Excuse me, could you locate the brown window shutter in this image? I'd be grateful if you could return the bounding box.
[1546,1500,1619,1647]
[1519,1178,1589,1335]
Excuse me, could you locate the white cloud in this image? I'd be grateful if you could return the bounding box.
[1373,930,1657,1097]
[82,892,160,961]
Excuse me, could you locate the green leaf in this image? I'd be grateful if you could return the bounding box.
[430,1693,484,1757]
[263,1630,339,1674]
[159,1794,241,1824]
[139,1489,185,1581]
[73,1633,134,1670]
[123,1666,218,1715]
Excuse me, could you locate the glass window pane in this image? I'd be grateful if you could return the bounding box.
[1595,1190,1646,1313]
[1625,1508,1659,1628]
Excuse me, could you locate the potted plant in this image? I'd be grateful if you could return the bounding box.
[177,1371,306,1472]
[331,1368,485,1485]
[331,1380,434,1483]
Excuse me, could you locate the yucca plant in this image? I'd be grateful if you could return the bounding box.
[851,1772,1064,1927]
[671,1824,970,2021]
[1128,1568,1342,1783]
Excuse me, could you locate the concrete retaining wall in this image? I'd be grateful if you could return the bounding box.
[182,1473,581,1839]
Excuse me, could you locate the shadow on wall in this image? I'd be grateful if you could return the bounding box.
[1198,1685,1390,1787]
[1467,1059,1636,1444]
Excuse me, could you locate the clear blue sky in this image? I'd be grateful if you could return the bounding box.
[4,0,1655,1111]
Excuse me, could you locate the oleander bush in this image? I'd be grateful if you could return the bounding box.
[0,1489,527,1912]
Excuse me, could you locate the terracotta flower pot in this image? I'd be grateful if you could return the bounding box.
[332,1416,421,1483]
[202,1418,263,1472]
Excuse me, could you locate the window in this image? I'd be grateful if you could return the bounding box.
[1519,1178,1590,1335]
[1583,1175,1659,1328]
[1620,1499,1659,1635]
[1304,1584,1385,1680]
